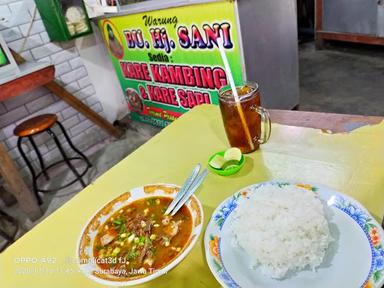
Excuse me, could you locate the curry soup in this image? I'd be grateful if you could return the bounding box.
[93,196,192,277]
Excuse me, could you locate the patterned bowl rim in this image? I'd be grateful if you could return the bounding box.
[77,183,204,286]
[204,180,384,288]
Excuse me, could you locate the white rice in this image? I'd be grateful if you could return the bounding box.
[230,184,332,279]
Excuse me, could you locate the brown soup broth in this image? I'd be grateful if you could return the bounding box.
[93,196,192,278]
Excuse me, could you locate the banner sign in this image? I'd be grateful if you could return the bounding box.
[99,1,243,127]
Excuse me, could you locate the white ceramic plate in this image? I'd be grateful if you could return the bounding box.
[77,183,203,286]
[204,181,384,288]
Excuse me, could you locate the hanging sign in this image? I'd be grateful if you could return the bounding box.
[99,1,243,127]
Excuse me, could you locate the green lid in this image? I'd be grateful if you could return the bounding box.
[208,150,245,176]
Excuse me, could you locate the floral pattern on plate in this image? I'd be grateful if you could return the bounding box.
[205,181,384,288]
[208,234,239,288]
[209,190,249,287]
[213,192,245,230]
[331,195,384,288]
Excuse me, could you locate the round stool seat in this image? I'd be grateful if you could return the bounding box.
[14,114,92,204]
[14,114,57,137]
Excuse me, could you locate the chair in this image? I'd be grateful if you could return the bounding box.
[14,114,92,204]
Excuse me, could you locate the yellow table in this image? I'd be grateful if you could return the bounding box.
[1,105,384,288]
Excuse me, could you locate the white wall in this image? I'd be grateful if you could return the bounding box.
[75,23,128,123]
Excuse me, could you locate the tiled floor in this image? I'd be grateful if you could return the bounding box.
[299,42,384,116]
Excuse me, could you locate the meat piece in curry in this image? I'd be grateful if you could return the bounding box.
[93,196,192,278]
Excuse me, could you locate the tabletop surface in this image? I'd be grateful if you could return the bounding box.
[269,109,383,133]
[0,61,51,86]
[0,63,54,101]
[1,104,383,287]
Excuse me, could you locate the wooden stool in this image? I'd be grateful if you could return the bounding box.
[14,114,92,204]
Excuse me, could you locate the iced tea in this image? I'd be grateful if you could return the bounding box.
[219,82,271,153]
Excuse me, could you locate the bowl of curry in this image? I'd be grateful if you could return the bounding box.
[77,184,203,286]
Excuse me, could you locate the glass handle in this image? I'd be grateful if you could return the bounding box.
[251,105,271,144]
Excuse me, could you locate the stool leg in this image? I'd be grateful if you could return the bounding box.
[0,209,18,226]
[28,136,49,181]
[56,121,92,167]
[46,129,86,188]
[17,138,42,205]
[0,227,13,242]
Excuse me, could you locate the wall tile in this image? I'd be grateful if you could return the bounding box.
[25,93,55,114]
[0,0,106,169]
[7,34,42,52]
[31,42,62,60]
[0,105,27,128]
[19,19,45,36]
[1,26,22,42]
